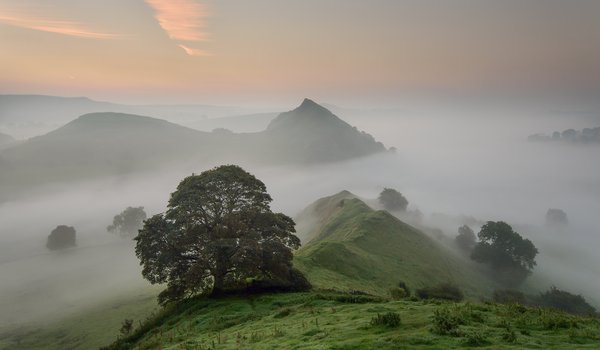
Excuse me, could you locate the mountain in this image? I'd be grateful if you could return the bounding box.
[293,192,497,297]
[262,99,386,162]
[0,100,387,200]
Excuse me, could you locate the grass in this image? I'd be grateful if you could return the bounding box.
[105,291,600,349]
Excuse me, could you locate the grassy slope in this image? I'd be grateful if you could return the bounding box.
[0,286,160,350]
[108,291,600,350]
[294,194,498,298]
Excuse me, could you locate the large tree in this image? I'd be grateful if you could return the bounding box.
[470,221,538,286]
[107,206,147,238]
[135,165,309,304]
[455,225,476,252]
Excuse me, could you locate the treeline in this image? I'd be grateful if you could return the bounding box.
[529,126,600,144]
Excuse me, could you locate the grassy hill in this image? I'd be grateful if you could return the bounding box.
[105,291,600,350]
[294,192,498,298]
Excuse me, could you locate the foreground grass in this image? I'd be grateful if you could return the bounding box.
[0,286,160,350]
[107,291,600,350]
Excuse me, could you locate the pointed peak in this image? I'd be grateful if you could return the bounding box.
[294,98,331,114]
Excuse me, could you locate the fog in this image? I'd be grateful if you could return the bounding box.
[1,100,599,334]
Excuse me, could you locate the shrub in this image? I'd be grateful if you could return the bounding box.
[371,312,401,328]
[397,281,411,296]
[431,308,464,336]
[417,283,464,302]
[493,289,526,304]
[389,287,407,300]
[461,330,490,346]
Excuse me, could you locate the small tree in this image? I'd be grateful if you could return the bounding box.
[135,165,310,304]
[107,206,147,238]
[378,188,408,211]
[455,225,476,252]
[470,221,538,287]
[545,208,568,228]
[47,225,76,250]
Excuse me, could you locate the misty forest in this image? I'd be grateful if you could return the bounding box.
[1,1,600,350]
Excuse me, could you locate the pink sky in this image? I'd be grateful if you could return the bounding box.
[1,0,599,106]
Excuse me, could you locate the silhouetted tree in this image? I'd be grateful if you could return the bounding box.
[455,225,476,252]
[135,165,309,304]
[545,208,568,228]
[46,225,76,250]
[378,188,408,211]
[107,206,147,238]
[471,221,538,287]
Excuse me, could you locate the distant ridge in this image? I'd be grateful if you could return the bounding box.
[0,100,388,200]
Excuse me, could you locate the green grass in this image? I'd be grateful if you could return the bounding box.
[106,291,600,350]
[294,195,498,298]
[0,286,161,350]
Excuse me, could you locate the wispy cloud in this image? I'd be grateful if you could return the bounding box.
[145,0,209,42]
[145,0,210,56]
[0,13,118,39]
[178,44,212,57]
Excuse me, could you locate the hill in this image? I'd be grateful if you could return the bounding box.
[0,113,214,198]
[293,192,498,298]
[0,100,387,201]
[104,291,600,350]
[262,99,386,163]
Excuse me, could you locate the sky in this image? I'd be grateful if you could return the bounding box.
[1,0,600,106]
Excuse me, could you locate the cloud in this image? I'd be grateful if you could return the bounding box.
[178,44,212,57]
[0,13,118,39]
[145,0,209,42]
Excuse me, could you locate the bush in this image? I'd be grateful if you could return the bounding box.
[46,225,76,250]
[397,281,411,296]
[389,287,407,300]
[493,289,526,304]
[371,312,401,328]
[461,330,490,346]
[417,283,464,302]
[431,308,464,336]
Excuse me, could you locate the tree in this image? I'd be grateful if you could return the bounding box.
[107,206,147,238]
[545,208,568,228]
[470,221,538,286]
[378,188,408,211]
[47,225,76,250]
[455,225,476,252]
[135,165,309,304]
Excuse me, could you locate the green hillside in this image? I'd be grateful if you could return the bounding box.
[97,191,600,350]
[294,192,498,298]
[105,291,600,350]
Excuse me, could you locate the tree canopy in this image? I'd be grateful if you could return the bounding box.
[135,165,309,304]
[470,221,538,286]
[47,225,76,250]
[107,206,147,238]
[378,188,408,211]
[455,225,476,252]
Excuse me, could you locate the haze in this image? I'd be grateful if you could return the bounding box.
[0,1,599,348]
